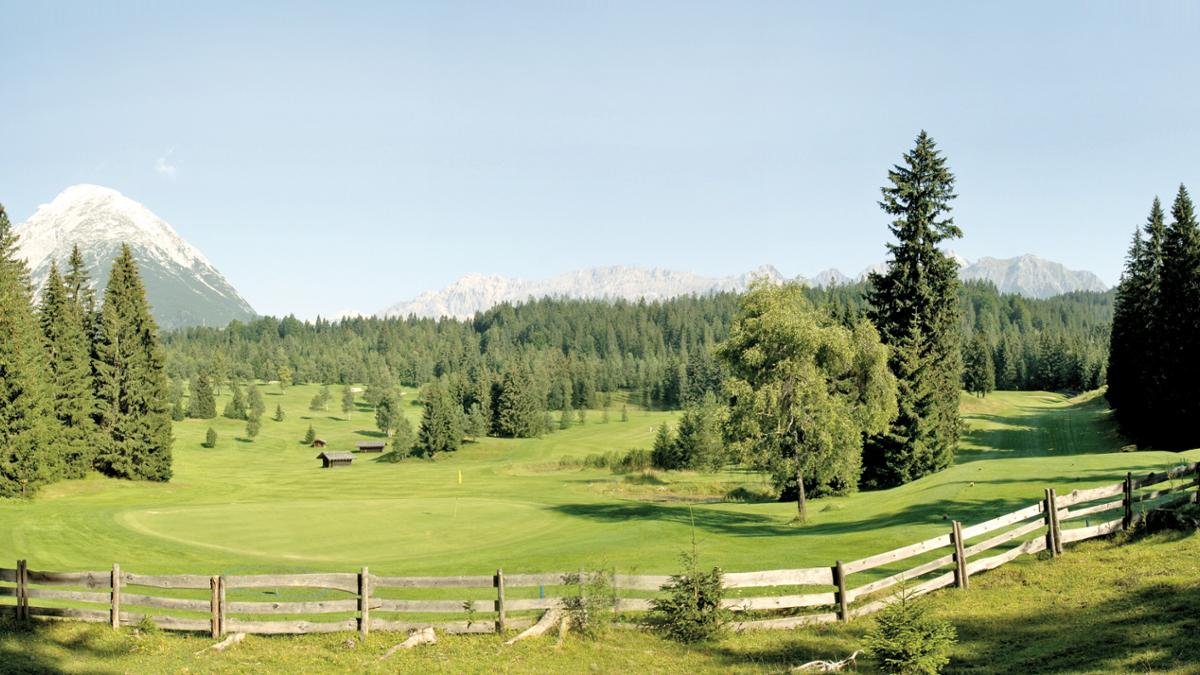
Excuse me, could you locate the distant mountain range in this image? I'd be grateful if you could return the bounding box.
[15,185,255,329]
[381,254,1108,320]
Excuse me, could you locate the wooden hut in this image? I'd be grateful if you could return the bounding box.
[311,438,327,449]
[356,441,386,453]
[317,451,354,468]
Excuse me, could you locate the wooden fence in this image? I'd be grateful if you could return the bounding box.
[2,462,1196,637]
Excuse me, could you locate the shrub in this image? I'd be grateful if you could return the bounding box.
[646,550,729,643]
[302,424,316,445]
[582,453,609,469]
[864,590,957,675]
[560,568,616,638]
[611,448,652,474]
[558,455,582,469]
[203,427,218,449]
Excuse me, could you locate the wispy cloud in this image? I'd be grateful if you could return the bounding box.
[154,148,177,180]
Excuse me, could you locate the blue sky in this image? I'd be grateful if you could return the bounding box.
[2,1,1198,319]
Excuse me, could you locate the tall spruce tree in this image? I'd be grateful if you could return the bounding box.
[963,332,995,398]
[416,379,463,457]
[493,368,544,438]
[0,209,57,497]
[1154,185,1200,447]
[188,371,217,418]
[93,245,173,481]
[863,131,963,488]
[39,263,100,477]
[1107,198,1165,439]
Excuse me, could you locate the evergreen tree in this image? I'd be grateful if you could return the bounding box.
[63,245,95,314]
[620,404,629,422]
[204,427,218,449]
[188,371,217,419]
[466,402,489,440]
[92,245,173,481]
[963,333,995,398]
[0,216,56,497]
[38,262,99,477]
[651,423,680,470]
[248,385,266,421]
[341,385,355,419]
[391,415,415,457]
[223,383,247,420]
[273,403,284,422]
[303,424,316,445]
[277,365,292,393]
[1153,185,1200,447]
[416,380,463,457]
[864,131,963,488]
[375,390,399,435]
[674,396,725,471]
[559,401,574,430]
[245,415,261,439]
[493,368,544,438]
[576,407,587,425]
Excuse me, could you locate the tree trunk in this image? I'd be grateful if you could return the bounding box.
[795,464,807,523]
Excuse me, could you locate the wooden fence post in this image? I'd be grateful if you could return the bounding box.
[16,560,27,622]
[218,576,226,637]
[209,576,220,639]
[1043,489,1058,557]
[951,521,969,590]
[110,563,121,630]
[1122,472,1134,530]
[833,561,849,622]
[358,566,370,639]
[495,568,506,634]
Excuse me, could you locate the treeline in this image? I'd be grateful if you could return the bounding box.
[0,205,172,498]
[1108,186,1200,448]
[162,283,1111,424]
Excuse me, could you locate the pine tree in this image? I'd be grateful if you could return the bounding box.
[1154,185,1200,447]
[963,333,995,398]
[188,371,217,419]
[864,131,963,487]
[416,380,463,457]
[392,415,415,457]
[92,245,173,481]
[303,424,316,445]
[38,262,99,477]
[245,415,261,439]
[248,385,266,421]
[0,212,56,497]
[559,401,574,430]
[273,404,284,422]
[223,383,247,420]
[375,391,399,435]
[63,245,95,314]
[494,368,544,438]
[651,423,680,470]
[620,404,629,422]
[466,402,489,440]
[204,427,218,449]
[341,386,355,419]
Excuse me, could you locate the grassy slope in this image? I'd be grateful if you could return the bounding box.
[2,530,1197,673]
[0,387,1197,577]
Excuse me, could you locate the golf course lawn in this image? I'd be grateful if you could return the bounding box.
[1,385,1196,578]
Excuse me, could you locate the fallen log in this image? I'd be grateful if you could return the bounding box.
[378,627,436,660]
[794,650,862,672]
[194,632,245,655]
[503,609,563,645]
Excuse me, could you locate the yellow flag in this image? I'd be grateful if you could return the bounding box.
[458,470,463,485]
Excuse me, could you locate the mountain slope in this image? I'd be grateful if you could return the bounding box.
[960,255,1107,298]
[15,185,255,329]
[381,265,789,319]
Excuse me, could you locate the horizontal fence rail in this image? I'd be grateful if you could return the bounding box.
[2,464,1195,636]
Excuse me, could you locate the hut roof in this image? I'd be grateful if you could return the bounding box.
[356,441,386,449]
[317,451,354,461]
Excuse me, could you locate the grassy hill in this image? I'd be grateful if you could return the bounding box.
[0,387,1196,577]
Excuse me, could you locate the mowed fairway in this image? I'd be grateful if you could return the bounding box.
[1,385,1197,576]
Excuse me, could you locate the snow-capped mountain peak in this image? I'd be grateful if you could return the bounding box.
[15,185,255,329]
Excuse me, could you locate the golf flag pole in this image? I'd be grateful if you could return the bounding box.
[458,470,462,485]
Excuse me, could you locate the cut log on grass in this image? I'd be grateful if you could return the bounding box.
[794,650,862,672]
[194,632,245,655]
[378,627,437,660]
[503,609,562,645]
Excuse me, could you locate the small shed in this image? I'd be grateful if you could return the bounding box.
[356,441,386,453]
[311,438,327,449]
[317,451,354,468]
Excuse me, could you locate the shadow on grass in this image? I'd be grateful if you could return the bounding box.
[958,394,1126,463]
[0,618,133,673]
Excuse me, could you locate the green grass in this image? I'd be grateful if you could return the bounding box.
[3,530,1198,673]
[0,386,1196,577]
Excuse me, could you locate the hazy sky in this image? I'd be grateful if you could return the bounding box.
[2,1,1198,318]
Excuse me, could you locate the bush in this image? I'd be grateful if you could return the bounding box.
[864,590,957,675]
[611,448,652,474]
[646,550,730,643]
[560,568,616,638]
[203,427,218,449]
[582,453,609,469]
[558,455,582,469]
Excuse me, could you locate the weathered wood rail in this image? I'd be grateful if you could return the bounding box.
[2,463,1195,636]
